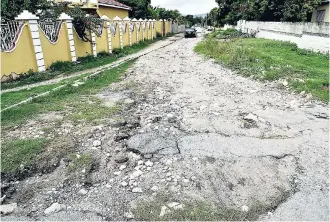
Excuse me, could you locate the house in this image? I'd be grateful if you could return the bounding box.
[311,0,329,22]
[55,0,132,19]
[97,0,132,19]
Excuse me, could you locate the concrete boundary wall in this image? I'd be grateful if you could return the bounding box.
[1,11,172,81]
[236,20,329,53]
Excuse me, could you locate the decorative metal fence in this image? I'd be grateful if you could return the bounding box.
[1,19,25,52]
[38,19,63,44]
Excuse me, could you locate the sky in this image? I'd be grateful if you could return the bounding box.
[151,0,218,15]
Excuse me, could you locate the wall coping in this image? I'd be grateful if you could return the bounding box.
[15,10,39,20]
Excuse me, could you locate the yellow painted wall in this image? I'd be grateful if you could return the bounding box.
[1,24,37,77]
[156,21,162,36]
[311,4,329,22]
[122,23,130,46]
[147,23,152,39]
[144,25,148,40]
[73,29,93,58]
[132,23,137,44]
[112,23,121,49]
[40,23,71,68]
[97,7,129,19]
[139,26,143,41]
[95,28,109,53]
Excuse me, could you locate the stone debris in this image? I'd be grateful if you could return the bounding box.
[114,171,121,176]
[132,187,143,193]
[0,195,6,204]
[92,140,102,147]
[129,170,143,180]
[44,203,66,215]
[119,165,127,171]
[243,113,258,122]
[78,189,88,195]
[151,186,159,191]
[124,211,135,219]
[159,206,171,217]
[145,161,154,167]
[241,205,249,212]
[0,203,17,215]
[168,202,184,210]
[115,156,129,163]
[121,181,128,187]
[114,133,130,142]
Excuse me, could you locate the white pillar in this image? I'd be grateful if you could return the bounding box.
[152,19,156,39]
[101,15,112,53]
[91,32,97,56]
[58,13,76,62]
[138,18,144,41]
[159,19,164,36]
[113,16,123,49]
[123,17,131,46]
[15,10,45,72]
[132,18,138,43]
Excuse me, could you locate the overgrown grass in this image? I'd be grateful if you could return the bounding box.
[195,37,329,101]
[67,153,93,174]
[1,138,49,175]
[209,28,244,39]
[1,38,162,90]
[1,61,134,128]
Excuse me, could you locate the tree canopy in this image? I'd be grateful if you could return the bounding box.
[211,0,322,25]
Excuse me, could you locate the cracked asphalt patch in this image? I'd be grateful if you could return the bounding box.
[2,34,328,221]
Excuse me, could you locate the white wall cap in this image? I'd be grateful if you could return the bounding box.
[15,10,39,20]
[58,13,73,20]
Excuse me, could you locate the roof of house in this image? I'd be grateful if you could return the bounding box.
[98,0,132,10]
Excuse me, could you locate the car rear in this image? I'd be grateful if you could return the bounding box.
[184,28,197,38]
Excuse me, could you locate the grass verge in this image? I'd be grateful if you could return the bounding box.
[1,138,49,175]
[1,60,134,128]
[1,38,163,90]
[194,32,329,101]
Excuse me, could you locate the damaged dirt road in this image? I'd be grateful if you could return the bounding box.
[2,34,329,221]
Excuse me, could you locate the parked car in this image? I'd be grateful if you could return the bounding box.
[207,26,214,31]
[184,27,197,38]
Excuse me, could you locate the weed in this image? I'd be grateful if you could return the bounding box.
[67,153,93,175]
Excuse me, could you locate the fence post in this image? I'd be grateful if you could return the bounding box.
[101,15,112,53]
[138,19,144,41]
[113,16,123,49]
[123,17,132,46]
[132,18,138,43]
[152,19,156,39]
[15,10,45,72]
[58,13,76,62]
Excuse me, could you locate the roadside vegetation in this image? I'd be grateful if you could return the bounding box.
[132,191,292,221]
[1,60,134,180]
[1,60,133,128]
[195,29,329,102]
[1,138,49,176]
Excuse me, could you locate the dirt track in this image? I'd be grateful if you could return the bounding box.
[2,34,329,221]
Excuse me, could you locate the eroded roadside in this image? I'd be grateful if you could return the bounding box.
[1,34,329,221]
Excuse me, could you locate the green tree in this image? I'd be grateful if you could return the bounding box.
[1,0,53,19]
[215,0,322,24]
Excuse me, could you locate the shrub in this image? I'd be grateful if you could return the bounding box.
[49,61,73,72]
[97,51,111,57]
